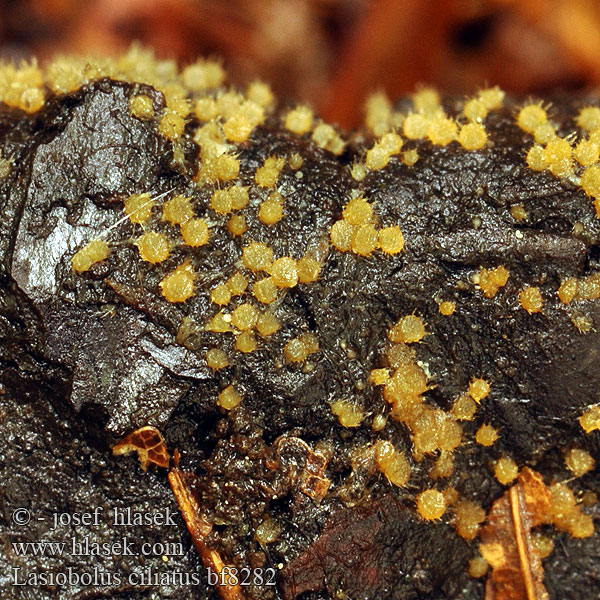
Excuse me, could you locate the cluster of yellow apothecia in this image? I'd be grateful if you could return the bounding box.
[5,46,595,572]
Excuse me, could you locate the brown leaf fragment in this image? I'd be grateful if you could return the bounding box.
[480,467,552,600]
[112,425,170,471]
[168,450,243,600]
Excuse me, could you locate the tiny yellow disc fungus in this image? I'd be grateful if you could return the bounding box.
[574,140,600,166]
[137,231,170,264]
[231,303,258,331]
[218,385,242,410]
[258,194,284,225]
[378,226,405,254]
[438,301,455,316]
[158,110,185,141]
[343,197,373,225]
[451,395,477,421]
[227,214,247,236]
[236,331,257,353]
[526,145,548,171]
[565,448,595,477]
[206,348,230,370]
[72,240,110,273]
[475,423,498,447]
[211,283,232,306]
[285,105,313,135]
[242,242,274,272]
[253,277,278,304]
[416,489,446,520]
[181,218,209,247]
[226,272,248,296]
[388,315,425,344]
[468,557,489,579]
[124,193,153,224]
[330,399,364,427]
[330,220,355,252]
[458,123,487,150]
[519,286,543,313]
[269,257,298,288]
[494,457,518,485]
[517,103,547,134]
[297,256,321,283]
[577,106,600,132]
[374,440,411,487]
[351,224,378,256]
[256,311,281,337]
[159,262,195,303]
[130,94,154,120]
[581,164,600,198]
[455,499,486,540]
[579,405,600,433]
[427,117,457,146]
[163,195,194,224]
[468,378,490,403]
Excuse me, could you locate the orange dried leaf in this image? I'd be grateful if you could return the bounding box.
[112,426,170,471]
[480,467,552,600]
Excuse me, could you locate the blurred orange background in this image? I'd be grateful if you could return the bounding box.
[2,0,600,128]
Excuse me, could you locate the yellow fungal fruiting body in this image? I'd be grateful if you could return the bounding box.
[137,231,170,264]
[231,303,258,331]
[284,333,319,363]
[226,272,248,296]
[574,140,600,166]
[242,242,274,272]
[218,385,242,410]
[181,218,209,247]
[343,197,373,225]
[374,440,411,487]
[565,448,595,477]
[182,59,225,91]
[579,405,600,433]
[253,277,278,304]
[285,105,313,135]
[330,399,364,428]
[211,283,232,306]
[494,457,518,485]
[222,211,244,234]
[72,240,110,273]
[439,301,455,316]
[269,257,298,288]
[256,311,281,337]
[159,263,195,303]
[458,123,487,150]
[451,395,477,421]
[517,103,547,134]
[468,378,490,403]
[163,195,194,224]
[519,286,543,313]
[330,220,354,252]
[577,106,600,132]
[255,156,285,187]
[158,110,185,141]
[476,265,509,298]
[130,94,154,120]
[475,423,498,447]
[352,224,378,256]
[454,499,486,540]
[468,557,489,579]
[416,489,446,521]
[550,483,595,538]
[378,226,405,254]
[124,193,153,224]
[236,331,257,353]
[297,256,321,283]
[526,145,548,171]
[206,348,230,370]
[427,116,457,146]
[258,192,284,225]
[388,315,425,344]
